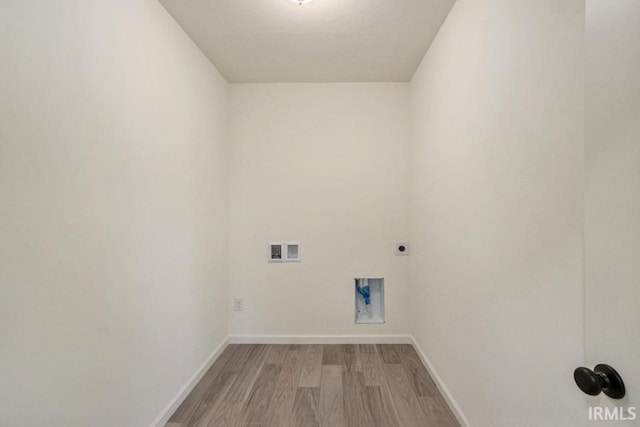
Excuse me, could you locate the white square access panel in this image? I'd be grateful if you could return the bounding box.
[285,241,300,262]
[355,278,384,324]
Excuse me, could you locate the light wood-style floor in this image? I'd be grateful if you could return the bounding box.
[166,344,459,427]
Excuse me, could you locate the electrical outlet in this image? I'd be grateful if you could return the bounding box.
[233,298,244,311]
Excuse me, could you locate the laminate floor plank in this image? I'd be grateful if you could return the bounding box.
[290,344,308,351]
[397,344,414,353]
[201,401,243,427]
[341,344,361,373]
[342,372,375,427]
[398,346,439,397]
[360,351,387,386]
[418,396,460,427]
[319,365,345,427]
[364,386,402,427]
[169,345,238,423]
[188,371,238,427]
[358,344,377,353]
[321,344,343,365]
[225,344,253,372]
[298,345,323,387]
[377,344,402,364]
[266,345,289,365]
[382,364,427,427]
[224,345,270,402]
[291,387,321,427]
[237,364,282,426]
[266,349,307,427]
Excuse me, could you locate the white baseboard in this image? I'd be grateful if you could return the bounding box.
[411,337,471,427]
[149,336,230,427]
[228,334,413,345]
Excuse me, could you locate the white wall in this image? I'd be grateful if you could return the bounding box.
[409,1,585,425]
[0,1,228,426]
[228,83,411,337]
[585,0,640,422]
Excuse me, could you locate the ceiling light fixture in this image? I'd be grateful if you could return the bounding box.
[290,0,312,5]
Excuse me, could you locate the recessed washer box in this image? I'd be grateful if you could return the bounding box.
[355,278,384,324]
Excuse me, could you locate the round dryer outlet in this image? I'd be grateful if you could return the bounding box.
[395,242,409,256]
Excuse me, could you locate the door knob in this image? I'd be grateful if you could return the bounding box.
[574,364,626,399]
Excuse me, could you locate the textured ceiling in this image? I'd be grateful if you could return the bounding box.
[159,0,456,83]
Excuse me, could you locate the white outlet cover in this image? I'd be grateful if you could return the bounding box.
[395,242,409,256]
[233,298,244,311]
